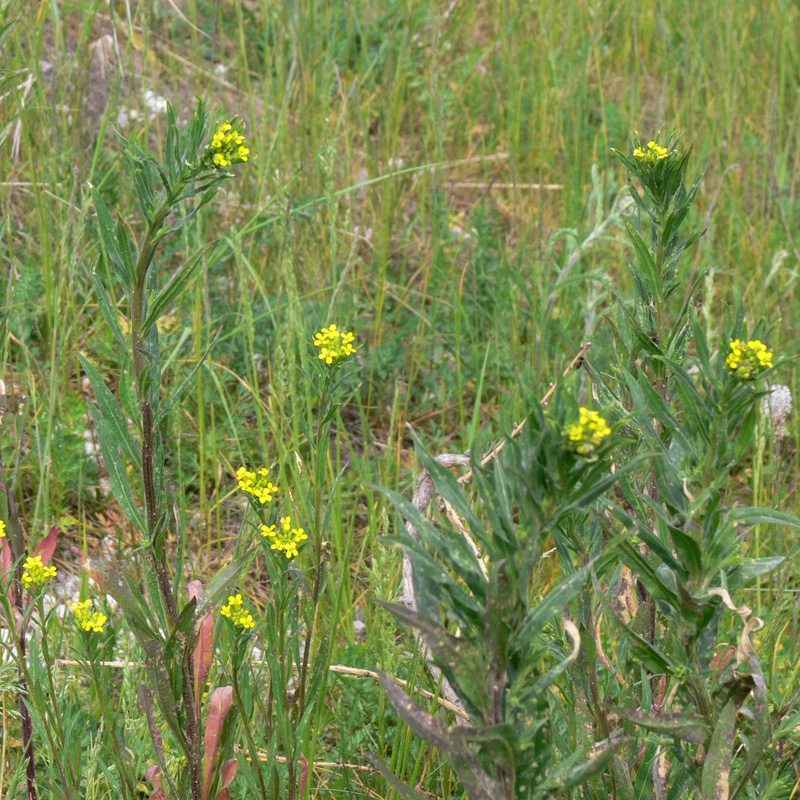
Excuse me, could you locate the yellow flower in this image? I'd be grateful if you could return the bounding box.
[221,593,256,629]
[565,407,612,457]
[633,140,671,165]
[71,599,108,633]
[313,324,357,366]
[260,515,308,559]
[725,339,774,380]
[21,555,57,591]
[207,120,253,169]
[0,519,5,538]
[236,467,279,504]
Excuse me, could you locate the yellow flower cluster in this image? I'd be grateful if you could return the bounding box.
[208,121,251,168]
[71,599,108,633]
[0,519,5,537]
[633,140,670,165]
[725,339,774,380]
[566,407,612,456]
[261,515,308,559]
[21,555,57,590]
[313,324,356,366]
[237,467,279,504]
[221,594,255,629]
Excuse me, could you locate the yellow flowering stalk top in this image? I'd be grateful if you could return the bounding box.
[566,407,612,457]
[261,515,308,559]
[71,599,108,633]
[207,121,252,169]
[21,555,57,591]
[633,140,671,165]
[221,593,256,629]
[0,519,5,538]
[725,339,774,380]
[313,324,357,366]
[237,467,279,504]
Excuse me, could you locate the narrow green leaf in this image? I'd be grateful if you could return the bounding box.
[377,671,502,800]
[513,563,590,653]
[87,402,145,531]
[194,549,256,632]
[91,266,130,355]
[363,754,430,800]
[729,507,800,528]
[701,700,736,800]
[79,354,140,466]
[92,187,133,296]
[609,706,710,744]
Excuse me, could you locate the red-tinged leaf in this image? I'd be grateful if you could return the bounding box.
[146,765,162,788]
[215,792,229,800]
[299,754,309,798]
[0,537,11,575]
[201,686,233,800]
[187,580,204,601]
[194,611,215,718]
[34,526,59,565]
[1,538,13,606]
[144,764,169,800]
[217,759,237,792]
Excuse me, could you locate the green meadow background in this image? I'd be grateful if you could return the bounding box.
[1,0,799,796]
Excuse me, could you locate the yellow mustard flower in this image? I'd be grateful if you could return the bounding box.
[260,515,308,559]
[71,599,108,633]
[633,140,671,165]
[566,407,612,457]
[0,519,5,538]
[237,467,279,504]
[313,324,357,366]
[221,593,255,629]
[207,120,252,169]
[21,555,57,591]
[725,339,773,380]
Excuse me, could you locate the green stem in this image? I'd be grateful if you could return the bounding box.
[15,636,73,800]
[230,634,269,800]
[296,380,329,733]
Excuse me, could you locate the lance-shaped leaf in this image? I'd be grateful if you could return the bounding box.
[377,600,485,719]
[145,766,170,800]
[377,671,503,800]
[79,354,140,466]
[608,707,710,744]
[730,651,770,800]
[364,753,430,800]
[543,735,629,794]
[0,537,13,607]
[142,638,190,756]
[138,685,181,800]
[91,187,134,297]
[202,686,234,800]
[33,526,58,565]
[193,549,256,634]
[513,563,590,654]
[728,507,800,529]
[214,759,238,800]
[142,241,219,336]
[91,263,130,355]
[701,699,736,800]
[163,597,196,668]
[86,398,145,531]
[188,580,215,719]
[88,562,160,644]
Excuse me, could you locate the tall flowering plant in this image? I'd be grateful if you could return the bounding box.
[79,100,257,800]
